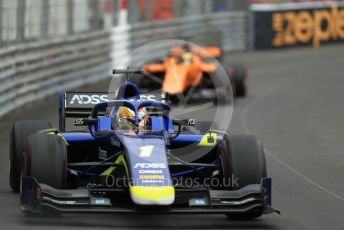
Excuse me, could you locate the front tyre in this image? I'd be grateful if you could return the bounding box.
[24,133,67,189]
[219,135,267,220]
[9,120,51,193]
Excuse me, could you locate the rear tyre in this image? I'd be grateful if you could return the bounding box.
[9,120,51,193]
[219,135,267,220]
[24,133,67,189]
[230,64,247,97]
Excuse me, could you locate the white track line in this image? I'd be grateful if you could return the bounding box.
[240,84,344,202]
[264,149,344,202]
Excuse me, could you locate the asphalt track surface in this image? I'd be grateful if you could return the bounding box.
[1,44,344,229]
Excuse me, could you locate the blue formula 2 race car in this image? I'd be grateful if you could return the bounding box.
[9,69,278,219]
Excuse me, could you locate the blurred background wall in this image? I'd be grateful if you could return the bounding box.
[0,0,249,117]
[1,0,242,45]
[0,0,343,117]
[2,0,343,46]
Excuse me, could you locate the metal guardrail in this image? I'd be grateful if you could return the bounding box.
[0,31,112,117]
[0,12,248,118]
[121,12,249,69]
[129,12,249,52]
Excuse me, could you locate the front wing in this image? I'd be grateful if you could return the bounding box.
[21,177,279,215]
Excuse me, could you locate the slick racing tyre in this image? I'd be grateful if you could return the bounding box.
[9,120,51,193]
[24,133,67,189]
[230,64,247,97]
[219,135,267,220]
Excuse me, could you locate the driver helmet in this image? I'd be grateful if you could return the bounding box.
[116,106,148,129]
[180,44,192,64]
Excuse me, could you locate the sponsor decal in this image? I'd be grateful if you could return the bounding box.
[74,118,84,126]
[90,197,111,206]
[188,118,196,126]
[272,5,344,48]
[140,94,157,101]
[195,199,206,205]
[220,197,256,205]
[141,179,164,183]
[86,183,103,189]
[67,93,159,106]
[138,145,154,157]
[139,169,163,174]
[139,175,164,180]
[70,94,109,105]
[43,196,76,205]
[134,163,166,169]
[189,198,209,206]
[95,199,105,205]
[253,4,344,49]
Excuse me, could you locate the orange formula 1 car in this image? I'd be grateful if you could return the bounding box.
[136,45,247,102]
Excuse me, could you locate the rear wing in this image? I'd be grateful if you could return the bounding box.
[170,46,222,58]
[58,92,166,131]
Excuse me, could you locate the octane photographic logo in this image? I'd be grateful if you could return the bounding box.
[99,175,239,189]
[108,39,234,157]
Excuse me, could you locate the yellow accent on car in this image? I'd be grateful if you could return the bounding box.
[101,153,127,176]
[47,132,69,146]
[101,166,116,176]
[130,186,175,200]
[197,133,218,147]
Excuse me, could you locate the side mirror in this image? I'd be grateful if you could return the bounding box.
[169,120,182,139]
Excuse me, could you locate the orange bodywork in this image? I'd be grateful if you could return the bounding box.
[171,46,222,58]
[193,46,221,58]
[143,49,218,95]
